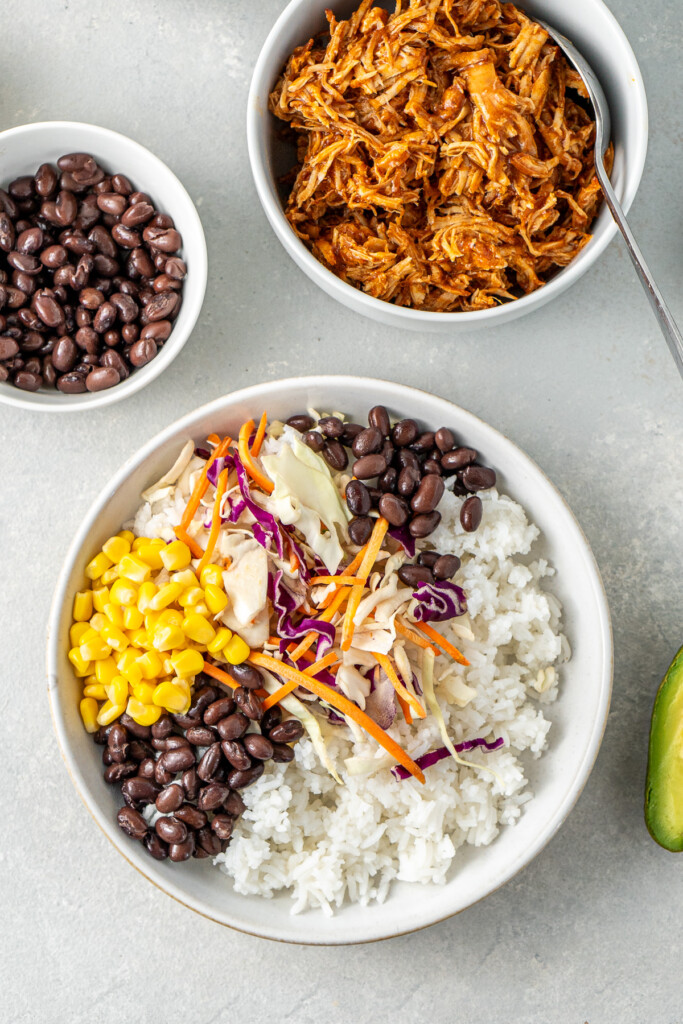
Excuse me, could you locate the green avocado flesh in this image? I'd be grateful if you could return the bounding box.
[645,646,683,852]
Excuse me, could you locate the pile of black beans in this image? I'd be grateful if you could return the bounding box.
[285,405,496,543]
[99,664,303,863]
[0,152,186,394]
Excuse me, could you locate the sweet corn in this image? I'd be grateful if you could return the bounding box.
[92,586,109,612]
[178,586,205,608]
[136,542,165,570]
[193,603,210,618]
[159,608,183,627]
[123,606,143,631]
[102,535,131,562]
[131,536,147,551]
[99,622,128,652]
[103,603,125,628]
[88,614,107,634]
[132,681,157,703]
[152,623,185,652]
[159,540,192,572]
[207,626,233,654]
[97,699,126,726]
[153,680,189,713]
[83,683,108,700]
[70,621,90,647]
[170,569,199,588]
[102,567,120,585]
[105,676,129,706]
[83,674,98,688]
[72,591,93,622]
[125,698,162,726]
[68,647,91,677]
[223,633,250,665]
[116,649,137,671]
[200,564,224,589]
[161,654,176,675]
[204,584,229,615]
[118,530,135,544]
[127,627,149,648]
[149,582,184,611]
[137,581,158,613]
[80,697,100,733]
[182,613,216,645]
[85,552,112,580]
[137,650,163,680]
[109,578,138,607]
[119,659,143,687]
[95,657,118,686]
[118,554,151,583]
[80,635,111,661]
[171,649,204,678]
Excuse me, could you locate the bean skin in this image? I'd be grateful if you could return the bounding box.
[117,807,148,840]
[346,479,371,516]
[368,405,390,435]
[409,511,442,538]
[462,465,497,491]
[460,495,483,531]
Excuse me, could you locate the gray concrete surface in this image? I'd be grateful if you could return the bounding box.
[1,1,682,1021]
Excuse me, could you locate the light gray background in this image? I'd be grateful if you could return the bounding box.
[1,1,681,1021]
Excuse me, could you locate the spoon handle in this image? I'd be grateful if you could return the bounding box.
[596,165,683,378]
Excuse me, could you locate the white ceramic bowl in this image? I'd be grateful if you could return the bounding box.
[47,376,612,943]
[0,121,207,411]
[247,0,648,332]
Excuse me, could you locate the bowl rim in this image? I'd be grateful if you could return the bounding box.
[246,0,648,325]
[0,119,208,412]
[46,374,614,943]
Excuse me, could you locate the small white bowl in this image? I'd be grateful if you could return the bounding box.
[47,376,612,944]
[0,121,207,411]
[247,0,648,332]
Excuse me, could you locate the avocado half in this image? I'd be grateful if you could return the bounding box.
[645,645,683,852]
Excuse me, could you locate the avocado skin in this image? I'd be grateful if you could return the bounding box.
[645,645,683,852]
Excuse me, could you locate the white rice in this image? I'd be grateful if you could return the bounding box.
[133,484,567,916]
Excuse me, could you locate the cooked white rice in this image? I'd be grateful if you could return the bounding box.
[133,484,567,916]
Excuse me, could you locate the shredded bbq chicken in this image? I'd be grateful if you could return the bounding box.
[270,0,611,312]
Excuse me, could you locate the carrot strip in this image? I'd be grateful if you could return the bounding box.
[262,680,298,710]
[288,586,350,661]
[175,435,231,555]
[395,618,440,655]
[261,651,340,710]
[310,575,365,587]
[317,548,368,609]
[372,652,426,719]
[238,420,273,494]
[251,410,268,457]
[206,433,221,446]
[341,517,389,651]
[289,547,300,574]
[249,651,425,783]
[396,692,413,725]
[197,467,229,575]
[415,621,470,666]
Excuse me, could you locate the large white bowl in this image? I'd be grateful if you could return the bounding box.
[47,376,612,943]
[0,121,207,411]
[247,0,647,332]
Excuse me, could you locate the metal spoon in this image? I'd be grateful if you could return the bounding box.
[537,18,683,378]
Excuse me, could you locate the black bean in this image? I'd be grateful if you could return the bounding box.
[220,740,251,770]
[197,827,221,855]
[136,758,156,780]
[397,465,420,498]
[143,832,169,860]
[159,747,195,773]
[378,492,410,527]
[128,740,154,762]
[409,511,442,537]
[169,834,195,862]
[441,447,477,472]
[117,806,148,840]
[186,725,216,747]
[460,495,483,532]
[155,784,185,814]
[286,414,314,432]
[260,707,282,735]
[341,422,363,446]
[197,782,231,811]
[119,712,151,741]
[121,202,154,227]
[352,426,383,458]
[244,734,274,760]
[151,714,173,739]
[85,366,120,391]
[411,431,435,454]
[211,814,234,841]
[435,427,455,452]
[417,550,440,568]
[268,719,304,744]
[228,763,265,790]
[174,804,208,830]
[182,767,199,801]
[423,458,443,476]
[322,440,348,471]
[434,554,461,580]
[222,663,263,691]
[398,564,434,587]
[271,742,296,763]
[318,415,344,438]
[378,467,397,494]
[203,697,236,726]
[346,479,371,516]
[368,405,390,435]
[155,816,188,845]
[462,465,497,491]
[223,790,246,816]
[353,453,387,479]
[217,713,249,741]
[392,418,418,447]
[411,475,445,514]
[103,761,137,784]
[197,742,223,782]
[234,687,263,721]
[348,516,374,546]
[303,430,324,453]
[121,776,159,809]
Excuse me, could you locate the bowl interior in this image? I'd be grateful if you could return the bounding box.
[247,0,647,328]
[47,376,612,944]
[0,121,207,410]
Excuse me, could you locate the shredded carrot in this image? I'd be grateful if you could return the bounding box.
[223,557,232,569]
[238,420,273,494]
[201,660,267,699]
[340,517,389,651]
[249,651,425,783]
[262,650,341,710]
[288,586,350,661]
[372,652,426,719]
[395,618,440,655]
[175,435,232,556]
[310,575,365,587]
[317,548,368,609]
[304,651,339,677]
[261,680,298,710]
[197,467,229,575]
[206,433,221,446]
[396,692,413,725]
[415,621,470,666]
[289,547,300,574]
[251,410,268,457]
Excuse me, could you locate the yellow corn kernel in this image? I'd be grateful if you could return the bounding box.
[102,535,131,562]
[109,578,138,607]
[162,654,176,675]
[80,697,100,733]
[204,584,229,615]
[120,660,143,687]
[125,698,162,726]
[99,622,128,652]
[132,681,156,703]
[153,680,189,713]
[97,699,126,726]
[92,586,109,613]
[159,540,192,572]
[83,683,108,700]
[72,590,93,622]
[85,552,113,580]
[152,623,185,652]
[179,586,205,608]
[127,627,149,649]
[101,566,119,585]
[207,626,233,654]
[105,676,129,705]
[169,570,197,590]
[80,635,111,661]
[149,582,184,611]
[200,564,224,589]
[137,650,163,680]
[137,581,158,613]
[131,536,148,551]
[144,611,160,633]
[123,606,143,631]
[103,603,125,628]
[83,673,98,687]
[159,608,183,628]
[95,657,118,686]
[118,529,135,544]
[193,603,210,618]
[136,542,165,570]
[70,621,90,647]
[171,649,205,678]
[116,649,137,671]
[182,613,216,645]
[88,614,107,634]
[118,554,151,583]
[223,633,250,665]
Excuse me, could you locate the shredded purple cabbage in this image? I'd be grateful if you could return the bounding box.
[233,454,284,560]
[388,524,415,557]
[207,454,233,487]
[412,580,467,622]
[195,446,211,460]
[271,570,335,657]
[391,737,504,780]
[282,525,311,583]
